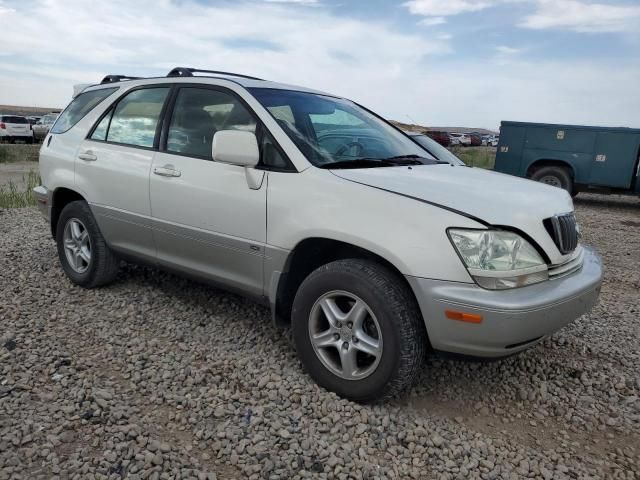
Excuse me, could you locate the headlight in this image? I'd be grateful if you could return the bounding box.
[448,229,548,290]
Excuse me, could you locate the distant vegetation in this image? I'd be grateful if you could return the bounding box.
[450,146,495,169]
[0,145,40,163]
[0,170,40,208]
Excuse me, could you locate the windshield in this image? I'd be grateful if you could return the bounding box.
[410,134,465,166]
[249,88,435,167]
[42,114,58,124]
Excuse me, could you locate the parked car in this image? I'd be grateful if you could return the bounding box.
[423,130,450,147]
[33,68,603,402]
[468,133,482,147]
[495,121,640,197]
[483,134,499,147]
[449,133,471,146]
[407,132,464,165]
[33,113,59,142]
[0,115,34,143]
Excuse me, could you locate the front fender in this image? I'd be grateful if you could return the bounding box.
[266,168,480,283]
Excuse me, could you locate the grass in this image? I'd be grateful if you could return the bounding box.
[0,144,40,163]
[449,146,495,169]
[0,170,41,208]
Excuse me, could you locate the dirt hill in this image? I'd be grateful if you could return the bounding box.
[0,105,62,116]
[389,120,497,135]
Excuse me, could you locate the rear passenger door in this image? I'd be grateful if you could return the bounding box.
[76,86,171,261]
[149,85,267,297]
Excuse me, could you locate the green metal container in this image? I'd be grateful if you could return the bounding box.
[494,121,640,196]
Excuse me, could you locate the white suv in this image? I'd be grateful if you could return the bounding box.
[0,115,34,143]
[34,68,602,401]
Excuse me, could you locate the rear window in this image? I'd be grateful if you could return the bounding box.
[1,116,28,124]
[51,87,118,134]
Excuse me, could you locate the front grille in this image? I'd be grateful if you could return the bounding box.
[544,212,579,254]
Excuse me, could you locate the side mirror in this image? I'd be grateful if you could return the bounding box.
[212,130,259,168]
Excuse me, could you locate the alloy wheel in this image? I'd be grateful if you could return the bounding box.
[308,290,383,380]
[63,218,92,273]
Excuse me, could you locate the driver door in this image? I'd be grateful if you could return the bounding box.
[149,86,267,297]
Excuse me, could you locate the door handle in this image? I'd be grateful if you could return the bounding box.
[78,151,97,161]
[153,165,181,177]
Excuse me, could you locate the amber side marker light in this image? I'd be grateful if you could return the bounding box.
[445,310,483,324]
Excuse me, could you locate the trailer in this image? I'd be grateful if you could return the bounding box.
[494,121,640,197]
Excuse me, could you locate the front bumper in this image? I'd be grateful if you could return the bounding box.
[33,186,51,222]
[406,246,603,358]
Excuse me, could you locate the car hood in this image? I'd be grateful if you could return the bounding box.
[331,164,575,262]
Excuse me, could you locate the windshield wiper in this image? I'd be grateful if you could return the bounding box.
[318,158,397,169]
[319,155,447,169]
[386,155,450,165]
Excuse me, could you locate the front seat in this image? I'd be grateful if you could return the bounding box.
[183,107,216,158]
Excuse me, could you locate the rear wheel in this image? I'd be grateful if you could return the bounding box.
[56,200,119,288]
[291,259,426,402]
[531,166,573,194]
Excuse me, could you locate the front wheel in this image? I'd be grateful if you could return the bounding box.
[56,200,120,288]
[531,166,574,194]
[291,259,426,402]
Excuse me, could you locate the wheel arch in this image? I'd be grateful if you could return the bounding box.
[271,237,424,331]
[526,159,575,179]
[50,187,86,239]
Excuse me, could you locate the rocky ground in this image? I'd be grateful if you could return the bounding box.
[1,194,639,479]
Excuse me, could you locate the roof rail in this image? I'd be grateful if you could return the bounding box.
[100,75,142,84]
[166,67,264,81]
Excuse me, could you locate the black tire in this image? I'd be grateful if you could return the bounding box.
[531,166,573,194]
[291,259,426,402]
[55,200,119,288]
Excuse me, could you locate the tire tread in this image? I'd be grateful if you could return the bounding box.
[293,258,426,402]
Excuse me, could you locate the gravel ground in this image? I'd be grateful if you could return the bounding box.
[1,194,639,480]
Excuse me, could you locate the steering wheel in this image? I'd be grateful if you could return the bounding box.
[335,141,366,157]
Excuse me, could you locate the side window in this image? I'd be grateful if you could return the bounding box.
[51,87,117,134]
[91,111,112,141]
[107,88,169,148]
[167,88,256,159]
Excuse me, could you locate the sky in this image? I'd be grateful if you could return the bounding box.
[0,0,639,130]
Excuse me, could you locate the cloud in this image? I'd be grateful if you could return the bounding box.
[0,0,449,104]
[0,2,15,14]
[495,45,521,55]
[521,0,640,33]
[418,17,447,26]
[263,0,319,5]
[404,0,497,17]
[0,0,637,130]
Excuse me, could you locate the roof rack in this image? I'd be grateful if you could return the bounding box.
[100,75,142,84]
[166,67,264,81]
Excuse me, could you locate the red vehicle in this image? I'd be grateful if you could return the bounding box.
[423,130,450,147]
[468,134,483,147]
